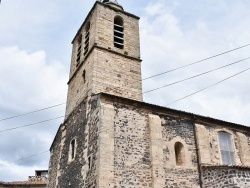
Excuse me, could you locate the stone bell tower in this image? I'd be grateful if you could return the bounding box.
[65,0,142,115]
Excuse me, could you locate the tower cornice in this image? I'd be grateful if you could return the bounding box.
[67,45,142,85]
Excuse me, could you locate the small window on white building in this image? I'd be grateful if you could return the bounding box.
[218,131,235,165]
[114,16,124,49]
[84,22,90,56]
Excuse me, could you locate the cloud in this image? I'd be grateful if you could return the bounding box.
[0,46,67,181]
[140,0,250,126]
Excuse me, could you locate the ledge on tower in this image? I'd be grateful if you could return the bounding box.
[101,0,123,11]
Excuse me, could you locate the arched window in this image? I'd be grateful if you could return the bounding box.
[114,16,124,49]
[76,35,82,66]
[70,139,76,160]
[175,142,185,166]
[84,22,90,55]
[218,131,235,165]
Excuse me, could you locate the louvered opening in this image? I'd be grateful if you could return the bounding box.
[76,35,82,66]
[84,22,90,55]
[114,16,124,49]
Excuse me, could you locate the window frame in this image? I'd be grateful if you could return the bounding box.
[218,131,235,165]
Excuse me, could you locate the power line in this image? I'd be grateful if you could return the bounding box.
[142,43,250,81]
[1,44,250,122]
[1,67,249,166]
[167,67,250,105]
[0,116,65,133]
[0,151,49,167]
[1,57,249,133]
[0,103,66,122]
[143,57,250,94]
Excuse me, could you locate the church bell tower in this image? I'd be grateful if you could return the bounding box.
[65,0,143,115]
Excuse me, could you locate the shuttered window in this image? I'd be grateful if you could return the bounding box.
[76,35,82,66]
[84,22,90,55]
[114,16,124,49]
[218,132,235,165]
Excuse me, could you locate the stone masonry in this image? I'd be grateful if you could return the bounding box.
[48,1,250,187]
[202,166,250,188]
[65,1,142,115]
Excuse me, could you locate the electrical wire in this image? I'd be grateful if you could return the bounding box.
[0,116,65,133]
[0,151,49,166]
[0,57,249,133]
[143,57,250,94]
[167,67,250,105]
[142,43,250,81]
[1,44,249,122]
[0,103,66,122]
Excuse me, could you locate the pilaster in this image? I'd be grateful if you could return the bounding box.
[97,103,115,188]
[149,114,165,188]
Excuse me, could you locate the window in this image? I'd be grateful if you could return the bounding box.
[76,35,82,66]
[70,139,76,160]
[88,156,92,170]
[114,16,124,49]
[84,22,90,55]
[82,70,86,84]
[175,142,185,166]
[218,131,235,165]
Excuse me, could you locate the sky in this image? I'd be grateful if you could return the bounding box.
[0,0,250,181]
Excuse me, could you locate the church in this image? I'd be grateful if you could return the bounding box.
[48,1,250,187]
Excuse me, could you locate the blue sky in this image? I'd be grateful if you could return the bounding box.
[0,0,250,181]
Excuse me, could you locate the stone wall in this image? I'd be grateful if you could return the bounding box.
[161,116,200,188]
[65,2,143,115]
[202,166,250,188]
[48,97,100,188]
[108,99,200,188]
[113,105,152,187]
[196,123,250,166]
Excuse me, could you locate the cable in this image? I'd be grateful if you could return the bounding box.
[0,116,65,133]
[167,67,250,105]
[143,57,250,94]
[1,44,250,122]
[142,43,250,81]
[0,151,49,166]
[1,57,249,133]
[0,103,66,122]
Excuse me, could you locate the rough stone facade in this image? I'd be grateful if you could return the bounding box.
[65,1,142,115]
[48,1,250,187]
[202,166,250,188]
[196,123,250,166]
[48,97,101,188]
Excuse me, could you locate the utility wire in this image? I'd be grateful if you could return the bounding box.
[142,43,250,81]
[1,44,250,122]
[0,116,65,133]
[143,57,250,94]
[0,103,66,122]
[1,57,249,133]
[0,151,49,166]
[0,70,249,167]
[167,67,250,105]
